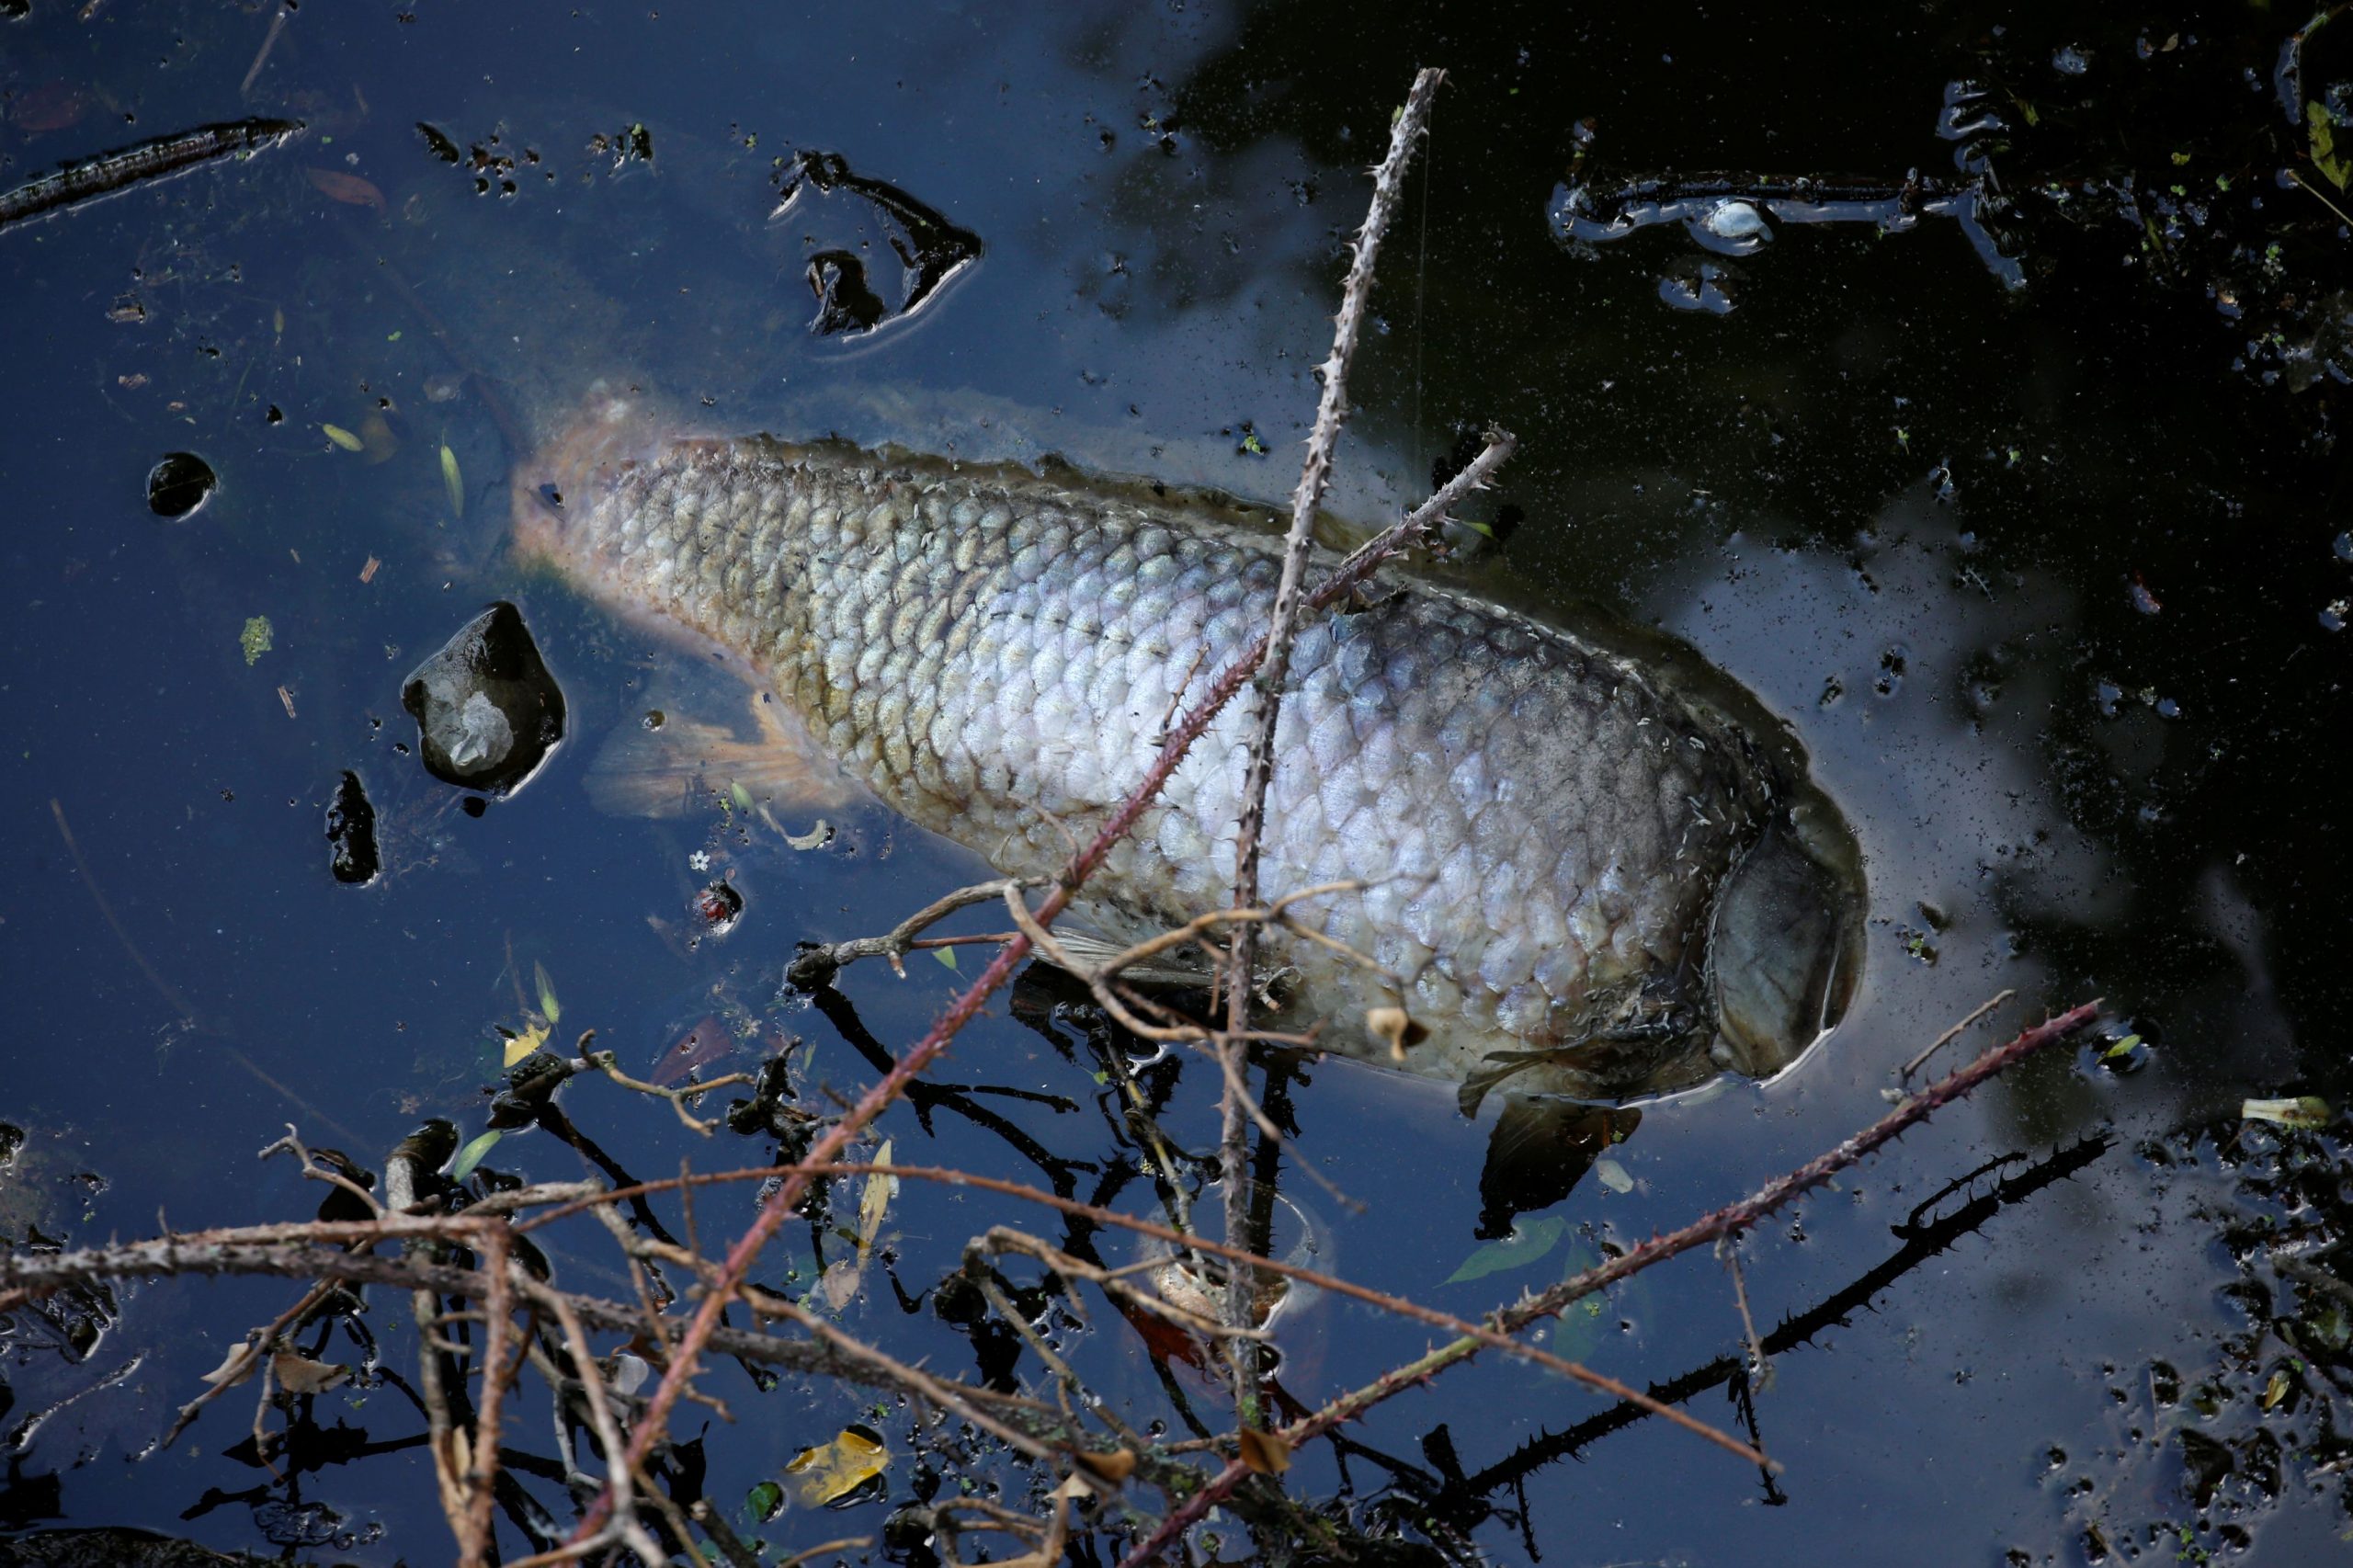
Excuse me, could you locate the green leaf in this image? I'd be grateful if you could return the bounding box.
[440,442,464,518]
[2309,102,2350,190]
[931,946,959,971]
[239,616,274,665]
[322,423,363,452]
[533,960,561,1024]
[744,1480,784,1525]
[1446,1214,1565,1285]
[446,1129,503,1184]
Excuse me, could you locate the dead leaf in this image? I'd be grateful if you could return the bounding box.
[199,1342,261,1388]
[783,1423,889,1508]
[857,1140,897,1260]
[271,1350,352,1395]
[306,168,387,210]
[818,1256,863,1312]
[1236,1426,1291,1476]
[1367,1006,1428,1061]
[357,409,399,465]
[1074,1448,1137,1486]
[359,555,381,584]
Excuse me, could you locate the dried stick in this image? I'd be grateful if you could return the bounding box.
[1902,987,2013,1078]
[1112,1000,2101,1565]
[563,427,1518,1548]
[1222,67,1447,1417]
[458,1228,516,1568]
[787,876,1046,988]
[539,1161,1758,1462]
[581,1051,756,1135]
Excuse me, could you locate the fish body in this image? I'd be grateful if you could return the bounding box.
[519,408,1862,1102]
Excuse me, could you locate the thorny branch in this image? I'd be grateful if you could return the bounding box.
[1221,64,1448,1422]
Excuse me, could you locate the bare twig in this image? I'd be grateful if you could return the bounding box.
[1221,68,1447,1418]
[786,877,1044,987]
[1902,988,2014,1079]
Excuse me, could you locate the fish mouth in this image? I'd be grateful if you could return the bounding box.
[1705,808,1866,1079]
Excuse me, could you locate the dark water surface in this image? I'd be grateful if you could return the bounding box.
[5,3,2350,1564]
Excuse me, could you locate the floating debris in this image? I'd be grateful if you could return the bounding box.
[400,602,566,794]
[693,880,745,937]
[239,616,273,665]
[324,771,380,885]
[146,452,217,518]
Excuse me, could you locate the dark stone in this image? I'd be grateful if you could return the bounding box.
[144,452,216,519]
[324,771,379,885]
[400,602,564,794]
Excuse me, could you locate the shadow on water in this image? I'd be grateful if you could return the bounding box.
[3,1,2352,1564]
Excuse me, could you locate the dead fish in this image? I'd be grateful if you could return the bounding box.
[515,397,1864,1103]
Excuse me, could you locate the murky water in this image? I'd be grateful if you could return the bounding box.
[4,4,2349,1564]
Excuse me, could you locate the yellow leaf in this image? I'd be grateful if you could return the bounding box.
[503,1017,551,1068]
[858,1140,897,1260]
[783,1424,888,1508]
[441,441,464,518]
[533,961,561,1024]
[1074,1448,1138,1486]
[1237,1426,1292,1476]
[322,423,363,452]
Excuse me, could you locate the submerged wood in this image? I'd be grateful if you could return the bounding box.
[0,118,304,233]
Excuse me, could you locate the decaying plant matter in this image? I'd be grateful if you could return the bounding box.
[0,64,2108,1566]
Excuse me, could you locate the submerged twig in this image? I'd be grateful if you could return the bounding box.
[0,119,304,233]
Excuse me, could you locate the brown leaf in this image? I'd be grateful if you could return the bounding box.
[270,1350,351,1395]
[1236,1426,1291,1476]
[198,1342,261,1388]
[305,168,387,210]
[818,1256,863,1312]
[1074,1448,1138,1486]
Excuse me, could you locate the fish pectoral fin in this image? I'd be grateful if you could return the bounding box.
[585,692,866,820]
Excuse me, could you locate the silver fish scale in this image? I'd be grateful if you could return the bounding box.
[541,436,1772,1089]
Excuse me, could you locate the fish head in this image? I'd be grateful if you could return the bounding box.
[1705,805,1865,1078]
[509,382,696,569]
